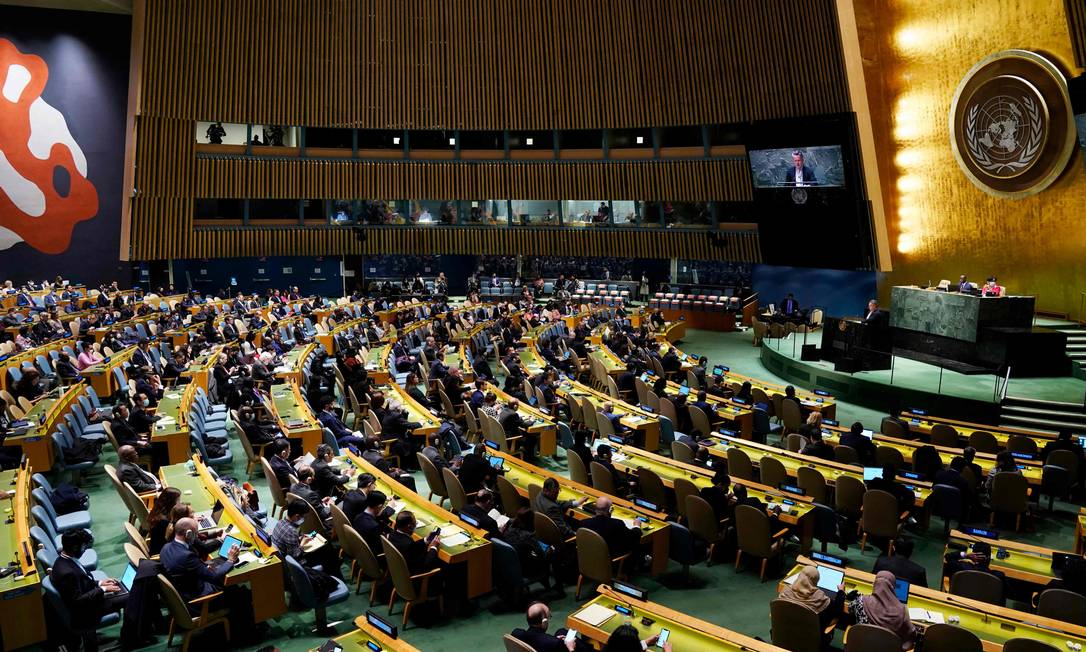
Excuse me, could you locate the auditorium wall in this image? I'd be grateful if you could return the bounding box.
[857,0,1086,317]
[0,6,131,286]
[751,264,877,320]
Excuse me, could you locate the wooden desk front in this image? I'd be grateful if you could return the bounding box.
[0,467,47,649]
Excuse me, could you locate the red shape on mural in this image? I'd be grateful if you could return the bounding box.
[0,37,99,254]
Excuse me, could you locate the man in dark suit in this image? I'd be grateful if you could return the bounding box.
[267,439,296,490]
[338,473,376,524]
[865,463,916,513]
[458,443,497,493]
[499,398,534,456]
[350,490,390,554]
[873,537,928,588]
[783,150,816,186]
[388,511,442,575]
[578,496,640,558]
[117,445,160,493]
[51,530,128,652]
[699,469,735,521]
[511,602,589,652]
[311,443,355,498]
[160,517,239,601]
[839,422,877,466]
[780,293,800,316]
[862,300,887,327]
[933,456,975,514]
[943,540,1006,595]
[109,404,151,451]
[289,466,332,524]
[460,489,504,538]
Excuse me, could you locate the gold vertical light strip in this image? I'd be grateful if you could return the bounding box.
[835,0,892,272]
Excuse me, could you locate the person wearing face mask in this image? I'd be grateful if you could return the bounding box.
[271,500,344,580]
[51,529,128,652]
[128,394,157,436]
[267,439,296,490]
[337,472,376,523]
[160,517,240,602]
[351,490,393,554]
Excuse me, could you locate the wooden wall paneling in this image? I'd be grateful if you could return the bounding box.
[1068,0,1086,68]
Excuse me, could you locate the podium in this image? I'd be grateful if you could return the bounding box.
[820,316,891,372]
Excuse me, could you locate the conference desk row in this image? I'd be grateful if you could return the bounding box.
[900,410,1058,449]
[5,383,86,472]
[0,465,47,649]
[783,556,1086,651]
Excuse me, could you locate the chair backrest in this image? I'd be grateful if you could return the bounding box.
[1006,434,1038,455]
[921,623,983,652]
[1048,449,1081,478]
[844,624,902,652]
[880,417,906,439]
[503,634,537,652]
[567,451,589,484]
[780,400,802,432]
[929,484,964,521]
[533,510,566,547]
[796,466,827,504]
[284,555,319,607]
[769,598,822,652]
[381,536,420,601]
[968,430,998,454]
[124,521,150,557]
[689,405,711,436]
[930,423,960,447]
[727,447,754,481]
[124,542,148,567]
[735,504,772,557]
[673,478,698,520]
[832,443,858,464]
[991,472,1029,514]
[685,494,723,542]
[861,489,901,538]
[949,569,1005,606]
[758,456,787,489]
[329,503,351,541]
[1001,639,1061,652]
[658,398,677,424]
[875,445,905,469]
[417,453,448,500]
[590,461,616,494]
[157,575,198,630]
[284,493,325,535]
[671,440,694,463]
[344,524,384,581]
[575,527,615,585]
[442,467,467,513]
[785,433,806,453]
[260,457,288,509]
[495,475,523,518]
[1036,588,1086,626]
[832,474,864,518]
[637,468,668,509]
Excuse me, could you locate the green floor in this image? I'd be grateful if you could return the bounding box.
[62,328,1080,652]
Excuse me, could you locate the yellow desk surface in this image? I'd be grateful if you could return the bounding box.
[482,382,558,457]
[180,345,223,391]
[267,384,322,454]
[822,427,1043,485]
[784,556,1086,651]
[570,586,784,651]
[315,615,421,651]
[374,382,440,437]
[899,412,1057,448]
[489,450,672,576]
[710,435,933,506]
[151,384,195,464]
[160,456,286,622]
[652,376,753,439]
[0,466,47,649]
[366,343,393,383]
[1078,508,1086,554]
[7,384,84,471]
[81,345,137,397]
[343,451,492,598]
[945,529,1066,587]
[274,343,316,384]
[559,379,661,452]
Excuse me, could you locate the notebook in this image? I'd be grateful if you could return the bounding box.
[487,508,510,530]
[908,608,945,624]
[574,603,617,627]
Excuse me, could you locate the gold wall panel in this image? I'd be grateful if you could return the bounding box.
[860,0,1086,317]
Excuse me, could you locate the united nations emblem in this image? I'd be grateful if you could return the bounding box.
[950,50,1076,198]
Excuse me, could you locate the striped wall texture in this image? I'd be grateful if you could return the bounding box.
[131,0,851,261]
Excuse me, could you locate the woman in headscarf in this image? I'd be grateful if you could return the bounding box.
[777,565,844,631]
[848,570,917,650]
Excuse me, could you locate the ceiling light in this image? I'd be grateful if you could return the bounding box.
[636,136,645,144]
[526,138,534,146]
[392,137,400,145]
[449,138,456,146]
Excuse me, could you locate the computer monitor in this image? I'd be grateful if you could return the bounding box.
[862,467,883,481]
[712,365,725,377]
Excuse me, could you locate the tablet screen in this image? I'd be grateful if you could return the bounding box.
[218,534,244,558]
[815,565,844,592]
[894,579,910,603]
[120,564,137,590]
[862,467,883,481]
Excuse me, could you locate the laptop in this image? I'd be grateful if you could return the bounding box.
[119,563,138,592]
[894,578,910,604]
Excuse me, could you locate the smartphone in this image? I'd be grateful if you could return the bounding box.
[564,629,578,644]
[657,628,671,648]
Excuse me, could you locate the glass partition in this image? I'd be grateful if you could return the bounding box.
[612,200,637,225]
[194,198,244,221]
[248,199,299,222]
[563,200,609,226]
[510,200,559,226]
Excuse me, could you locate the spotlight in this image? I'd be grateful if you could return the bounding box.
[526,138,534,146]
[392,137,401,145]
[636,136,645,145]
[448,138,456,146]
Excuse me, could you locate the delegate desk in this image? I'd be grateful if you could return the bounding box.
[265,384,322,454]
[652,320,687,343]
[558,379,661,452]
[710,435,933,508]
[365,343,393,384]
[605,442,817,553]
[944,529,1067,591]
[159,456,287,622]
[489,450,671,576]
[343,451,493,598]
[821,426,1044,486]
[150,384,197,464]
[899,411,1057,449]
[784,556,1086,651]
[274,343,317,385]
[646,373,753,439]
[7,384,84,471]
[180,345,223,392]
[480,382,558,457]
[81,345,137,398]
[0,466,47,649]
[374,382,440,438]
[315,615,420,651]
[569,585,783,651]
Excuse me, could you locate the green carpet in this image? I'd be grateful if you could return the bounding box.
[57,328,1080,652]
